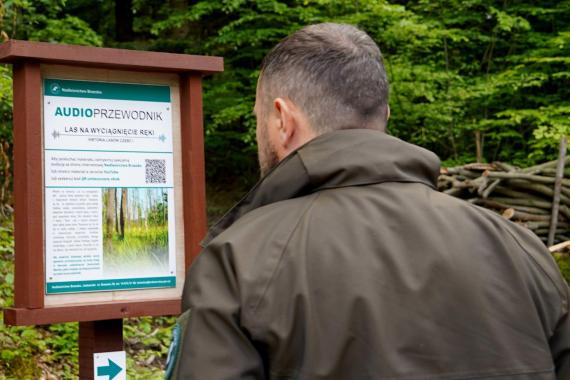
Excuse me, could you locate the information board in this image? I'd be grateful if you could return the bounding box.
[43,78,176,294]
[1,41,222,380]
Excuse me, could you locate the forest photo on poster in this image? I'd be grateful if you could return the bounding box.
[102,187,169,277]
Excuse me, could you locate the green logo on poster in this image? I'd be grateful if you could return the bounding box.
[50,83,61,95]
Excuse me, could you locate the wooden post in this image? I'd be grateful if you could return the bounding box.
[79,319,123,380]
[180,73,207,269]
[12,62,44,309]
[547,136,568,246]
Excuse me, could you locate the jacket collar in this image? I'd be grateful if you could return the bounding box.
[202,129,440,246]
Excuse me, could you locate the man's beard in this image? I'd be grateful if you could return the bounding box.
[257,125,280,177]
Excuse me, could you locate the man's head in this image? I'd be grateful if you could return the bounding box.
[254,23,390,176]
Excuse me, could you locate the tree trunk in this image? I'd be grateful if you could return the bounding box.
[119,188,127,239]
[114,189,119,234]
[115,0,134,42]
[170,0,189,38]
[475,130,483,163]
[123,189,129,229]
[105,189,116,238]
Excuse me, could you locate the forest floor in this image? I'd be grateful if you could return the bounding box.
[0,182,569,379]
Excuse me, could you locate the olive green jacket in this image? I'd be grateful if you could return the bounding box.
[169,129,570,379]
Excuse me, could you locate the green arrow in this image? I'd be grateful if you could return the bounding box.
[97,358,122,380]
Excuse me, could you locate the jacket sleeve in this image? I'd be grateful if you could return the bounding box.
[172,241,265,380]
[552,284,570,380]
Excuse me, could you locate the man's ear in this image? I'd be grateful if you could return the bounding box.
[386,104,391,121]
[270,97,315,159]
[273,98,297,150]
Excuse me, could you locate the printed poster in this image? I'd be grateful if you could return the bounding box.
[43,78,176,294]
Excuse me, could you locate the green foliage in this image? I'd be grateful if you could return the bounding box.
[29,15,102,46]
[147,192,168,226]
[0,0,102,45]
[0,0,103,213]
[0,0,568,185]
[0,65,12,142]
[104,225,168,271]
[555,254,570,284]
[0,222,77,379]
[125,315,175,379]
[144,0,570,179]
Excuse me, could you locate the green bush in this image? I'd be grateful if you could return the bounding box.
[555,254,570,284]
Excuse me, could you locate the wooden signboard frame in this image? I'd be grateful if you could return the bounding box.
[0,40,222,378]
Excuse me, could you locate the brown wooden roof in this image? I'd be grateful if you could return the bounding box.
[0,40,223,74]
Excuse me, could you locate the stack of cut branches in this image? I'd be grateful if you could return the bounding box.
[439,157,570,245]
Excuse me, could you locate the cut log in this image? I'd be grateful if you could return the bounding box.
[523,156,570,174]
[494,186,550,202]
[494,162,518,172]
[533,168,570,177]
[444,188,465,197]
[535,227,570,235]
[549,240,570,253]
[488,197,570,220]
[445,168,480,178]
[473,199,550,215]
[479,162,520,198]
[506,180,570,206]
[462,163,496,171]
[485,171,570,187]
[442,156,570,245]
[502,208,551,221]
[522,221,570,230]
[487,197,552,209]
[481,179,501,198]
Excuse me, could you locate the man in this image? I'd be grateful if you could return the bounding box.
[167,23,569,379]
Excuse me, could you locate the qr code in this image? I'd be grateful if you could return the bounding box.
[145,159,166,183]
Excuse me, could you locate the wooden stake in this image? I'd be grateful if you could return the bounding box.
[548,136,568,246]
[79,319,123,379]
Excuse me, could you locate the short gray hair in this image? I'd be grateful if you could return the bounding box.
[259,23,390,134]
